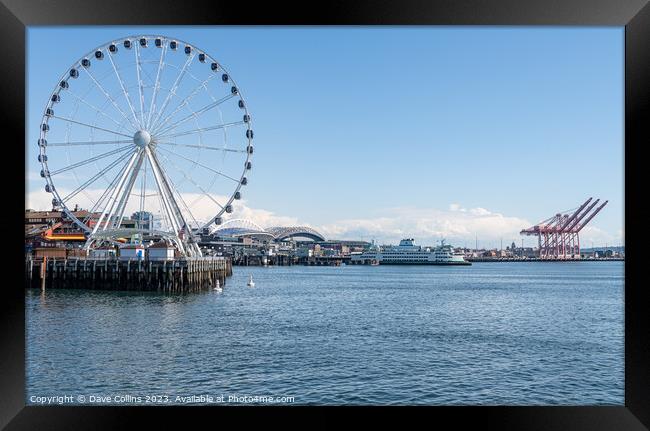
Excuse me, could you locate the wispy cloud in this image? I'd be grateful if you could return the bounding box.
[318,204,532,245]
[25,188,302,230]
[26,188,621,246]
[579,226,624,246]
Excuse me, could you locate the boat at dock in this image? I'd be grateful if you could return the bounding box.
[350,238,471,265]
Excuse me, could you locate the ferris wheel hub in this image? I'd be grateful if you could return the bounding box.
[133,130,151,148]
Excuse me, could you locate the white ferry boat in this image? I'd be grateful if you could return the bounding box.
[350,238,471,265]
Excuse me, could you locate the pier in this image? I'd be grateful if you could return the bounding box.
[25,256,232,293]
[232,254,296,266]
[232,254,351,266]
[466,257,624,262]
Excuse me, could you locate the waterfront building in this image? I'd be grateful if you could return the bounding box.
[296,246,313,258]
[33,247,67,258]
[131,211,154,231]
[147,241,176,260]
[25,209,139,252]
[119,244,145,260]
[304,240,370,254]
[90,247,116,259]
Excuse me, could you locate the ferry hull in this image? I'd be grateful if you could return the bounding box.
[350,259,472,265]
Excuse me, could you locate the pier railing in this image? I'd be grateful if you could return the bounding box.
[25,256,233,293]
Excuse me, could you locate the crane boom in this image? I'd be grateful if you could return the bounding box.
[559,197,592,231]
[519,198,609,259]
[565,199,600,232]
[575,200,608,232]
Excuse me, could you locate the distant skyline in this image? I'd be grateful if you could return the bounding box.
[26,26,624,248]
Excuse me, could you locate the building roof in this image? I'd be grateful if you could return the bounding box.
[24,209,101,220]
[25,211,61,219]
[25,224,49,237]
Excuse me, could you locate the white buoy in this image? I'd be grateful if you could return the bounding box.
[247,275,255,287]
[213,279,222,292]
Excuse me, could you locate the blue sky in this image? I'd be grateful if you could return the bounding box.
[26,26,624,248]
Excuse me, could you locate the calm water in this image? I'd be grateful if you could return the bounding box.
[26,262,624,405]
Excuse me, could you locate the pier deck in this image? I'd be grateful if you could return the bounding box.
[25,256,232,293]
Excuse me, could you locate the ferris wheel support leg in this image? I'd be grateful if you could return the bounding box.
[90,151,141,238]
[145,148,191,256]
[145,148,181,233]
[83,237,95,254]
[112,153,146,230]
[192,242,203,257]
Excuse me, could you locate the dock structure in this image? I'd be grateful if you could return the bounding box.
[233,253,296,267]
[25,256,232,293]
[466,256,624,262]
[231,254,350,266]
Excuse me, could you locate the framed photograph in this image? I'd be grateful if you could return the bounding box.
[2,0,648,428]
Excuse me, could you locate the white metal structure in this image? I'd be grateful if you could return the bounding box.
[37,35,254,257]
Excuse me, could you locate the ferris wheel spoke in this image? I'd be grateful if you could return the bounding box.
[150,73,220,135]
[155,146,241,183]
[156,150,225,210]
[81,66,141,131]
[146,43,168,130]
[47,139,133,147]
[50,115,133,138]
[82,149,137,226]
[182,67,222,106]
[91,151,142,234]
[83,157,130,225]
[134,42,146,127]
[49,145,134,175]
[148,52,196,132]
[153,93,236,136]
[155,142,245,153]
[61,149,136,203]
[106,47,141,129]
[155,120,245,140]
[175,192,201,230]
[65,89,125,129]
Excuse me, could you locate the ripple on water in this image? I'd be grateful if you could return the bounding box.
[26,262,624,405]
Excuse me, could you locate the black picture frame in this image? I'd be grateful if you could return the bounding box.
[2,0,648,429]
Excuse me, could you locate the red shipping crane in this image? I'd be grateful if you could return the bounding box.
[520,198,608,259]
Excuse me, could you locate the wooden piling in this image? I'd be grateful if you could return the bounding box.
[25,255,230,293]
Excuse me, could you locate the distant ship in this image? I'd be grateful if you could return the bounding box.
[350,238,471,265]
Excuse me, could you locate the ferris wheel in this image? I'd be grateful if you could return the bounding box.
[37,35,254,257]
